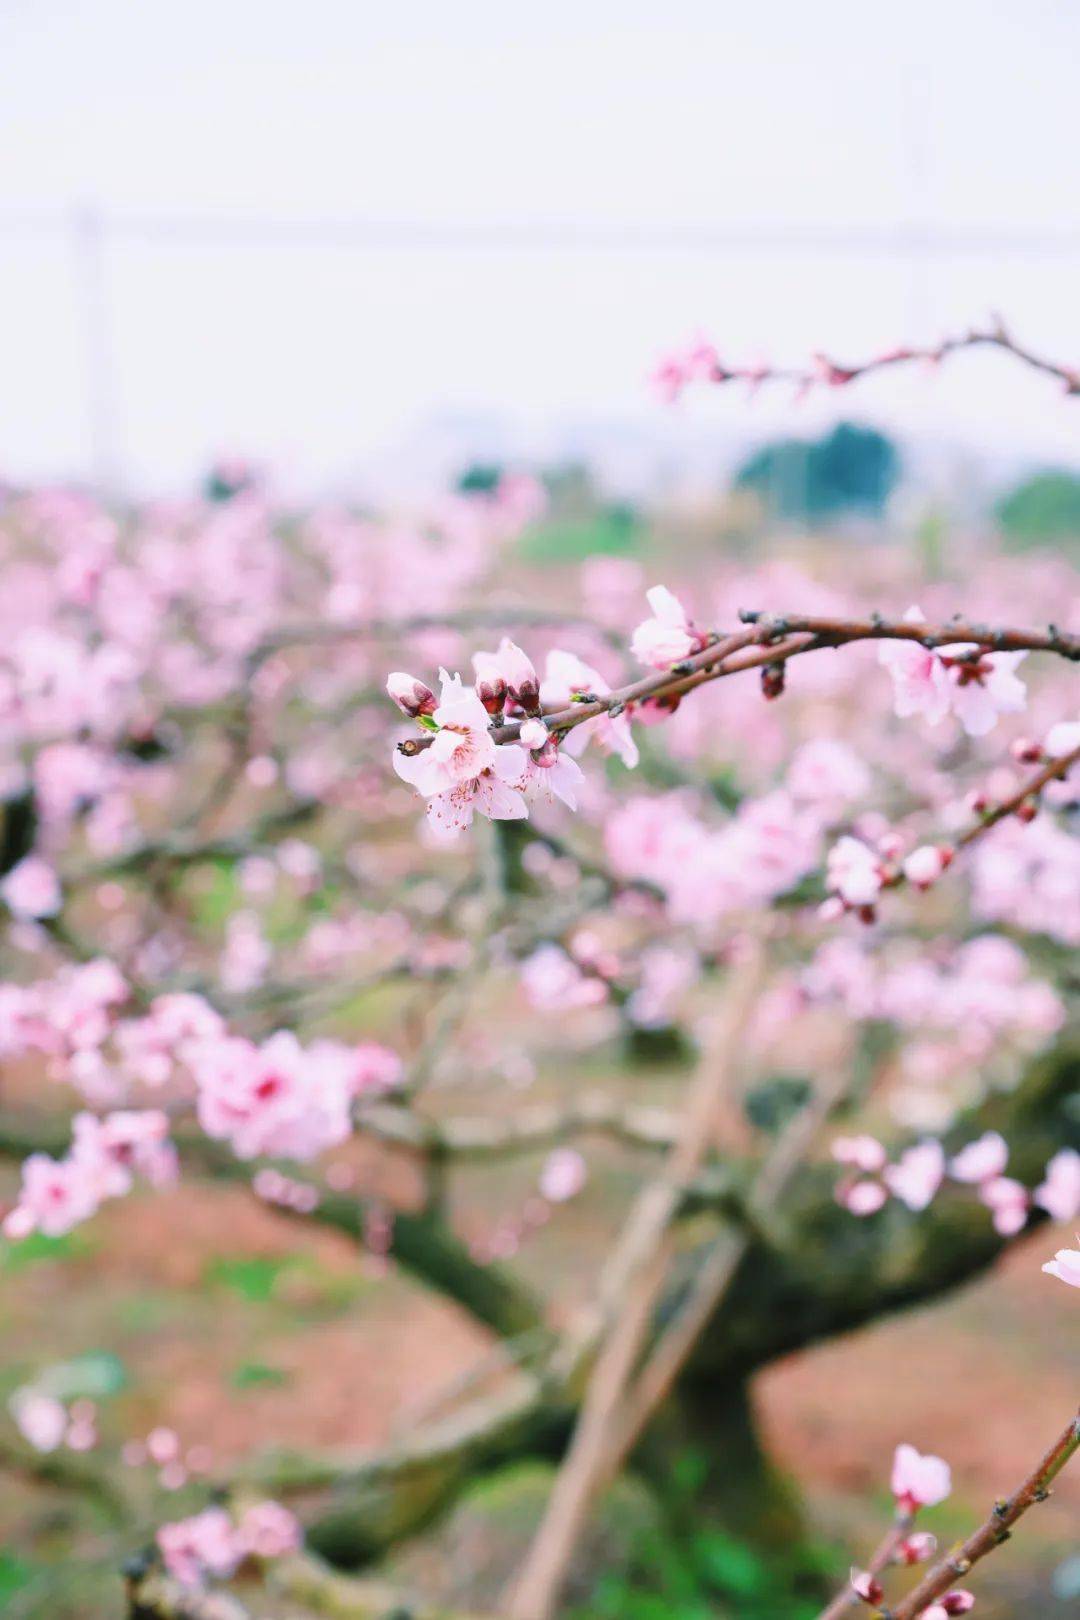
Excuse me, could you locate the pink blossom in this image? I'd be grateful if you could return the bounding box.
[5,1151,100,1237]
[394,670,528,836]
[386,671,436,718]
[949,1131,1008,1185]
[1045,718,1080,758]
[512,743,587,813]
[902,844,953,890]
[521,945,607,1012]
[979,1175,1029,1236]
[541,649,639,769]
[896,1531,938,1565]
[1042,1246,1080,1289]
[0,854,62,918]
[891,1442,952,1510]
[923,1592,975,1618]
[158,1506,240,1587]
[938,645,1027,737]
[850,1568,883,1605]
[519,717,549,750]
[236,1499,302,1559]
[831,1134,887,1174]
[839,1179,888,1217]
[539,1147,587,1202]
[9,1388,67,1452]
[878,608,951,725]
[349,1042,404,1097]
[1034,1149,1080,1223]
[827,836,884,907]
[884,1141,945,1212]
[630,586,699,668]
[193,1031,352,1161]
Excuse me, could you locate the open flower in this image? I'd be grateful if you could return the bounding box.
[937,645,1027,737]
[949,1131,1008,1184]
[394,670,528,836]
[542,649,639,768]
[891,1442,952,1511]
[878,608,951,725]
[1042,1246,1080,1289]
[630,586,700,668]
[1034,1149,1080,1223]
[884,1141,945,1212]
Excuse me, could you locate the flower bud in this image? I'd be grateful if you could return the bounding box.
[850,1569,884,1606]
[386,671,436,718]
[1015,799,1038,824]
[902,843,951,890]
[519,718,549,751]
[761,662,786,701]
[472,651,508,715]
[896,1531,938,1565]
[498,638,541,714]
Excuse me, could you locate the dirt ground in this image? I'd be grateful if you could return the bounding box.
[2,1142,1077,1618]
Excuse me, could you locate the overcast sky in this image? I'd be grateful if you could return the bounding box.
[3,0,1080,494]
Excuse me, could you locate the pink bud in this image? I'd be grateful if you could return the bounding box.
[850,1568,884,1606]
[519,718,549,751]
[472,650,508,714]
[498,638,541,714]
[896,1531,937,1565]
[1009,737,1043,764]
[940,1591,975,1614]
[386,671,436,718]
[902,844,949,889]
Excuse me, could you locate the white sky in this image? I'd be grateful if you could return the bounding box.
[3,0,1080,494]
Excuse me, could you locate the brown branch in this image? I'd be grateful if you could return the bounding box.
[815,1515,914,1620]
[890,1409,1080,1620]
[357,1094,679,1159]
[503,943,767,1620]
[685,321,1080,398]
[397,614,1080,759]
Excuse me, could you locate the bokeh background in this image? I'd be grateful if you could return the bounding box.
[2,5,1079,1618]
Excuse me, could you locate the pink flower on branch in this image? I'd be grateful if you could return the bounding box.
[630,585,703,670]
[393,669,528,837]
[891,1442,952,1512]
[1042,1247,1080,1289]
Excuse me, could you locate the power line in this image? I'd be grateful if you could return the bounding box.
[3,209,1080,256]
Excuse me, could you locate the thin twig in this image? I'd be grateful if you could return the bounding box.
[889,1409,1080,1620]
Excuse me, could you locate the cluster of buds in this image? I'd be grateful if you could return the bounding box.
[822,829,956,924]
[473,638,542,719]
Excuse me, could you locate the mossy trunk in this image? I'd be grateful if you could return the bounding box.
[638,1375,806,1551]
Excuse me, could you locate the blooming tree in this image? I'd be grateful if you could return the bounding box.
[0,335,1078,1620]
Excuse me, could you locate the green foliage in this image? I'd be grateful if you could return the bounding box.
[230,1359,291,1389]
[1,1230,92,1270]
[205,1254,290,1302]
[0,1552,33,1605]
[735,421,899,523]
[995,468,1080,550]
[582,1521,836,1620]
[744,1074,813,1134]
[519,508,643,564]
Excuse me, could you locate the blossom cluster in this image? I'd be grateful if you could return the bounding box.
[157,1499,301,1588]
[832,1131,1080,1238]
[0,964,402,1237]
